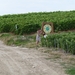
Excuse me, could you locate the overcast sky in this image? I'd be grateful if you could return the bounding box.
[0,0,75,16]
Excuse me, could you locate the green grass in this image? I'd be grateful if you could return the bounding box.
[0,33,36,47]
[66,67,75,75]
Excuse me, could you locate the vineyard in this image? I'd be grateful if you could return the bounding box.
[0,11,75,75]
[0,11,75,34]
[41,32,75,55]
[0,11,75,55]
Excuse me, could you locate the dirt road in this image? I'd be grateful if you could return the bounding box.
[0,41,67,75]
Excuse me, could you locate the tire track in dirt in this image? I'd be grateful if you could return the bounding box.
[12,49,59,75]
[0,50,25,75]
[0,41,67,75]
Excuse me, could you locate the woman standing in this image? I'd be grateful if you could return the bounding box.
[36,30,42,45]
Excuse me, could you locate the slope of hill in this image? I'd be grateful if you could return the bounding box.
[0,10,75,34]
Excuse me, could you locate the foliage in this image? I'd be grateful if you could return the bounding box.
[66,67,75,75]
[41,32,75,55]
[0,33,36,47]
[0,11,75,34]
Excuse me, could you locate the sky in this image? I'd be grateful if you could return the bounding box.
[0,0,75,16]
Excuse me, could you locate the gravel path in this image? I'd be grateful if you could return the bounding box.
[0,41,67,75]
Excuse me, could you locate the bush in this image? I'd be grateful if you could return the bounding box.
[41,32,75,55]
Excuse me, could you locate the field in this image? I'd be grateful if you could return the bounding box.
[0,10,75,75]
[0,11,75,34]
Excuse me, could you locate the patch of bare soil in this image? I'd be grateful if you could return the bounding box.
[0,41,67,75]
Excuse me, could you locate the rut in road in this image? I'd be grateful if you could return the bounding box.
[0,41,67,75]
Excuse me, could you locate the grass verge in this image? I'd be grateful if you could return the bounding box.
[66,67,75,75]
[0,33,36,47]
[38,47,75,75]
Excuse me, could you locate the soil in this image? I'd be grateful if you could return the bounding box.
[0,41,67,75]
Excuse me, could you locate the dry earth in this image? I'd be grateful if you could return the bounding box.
[0,41,67,75]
